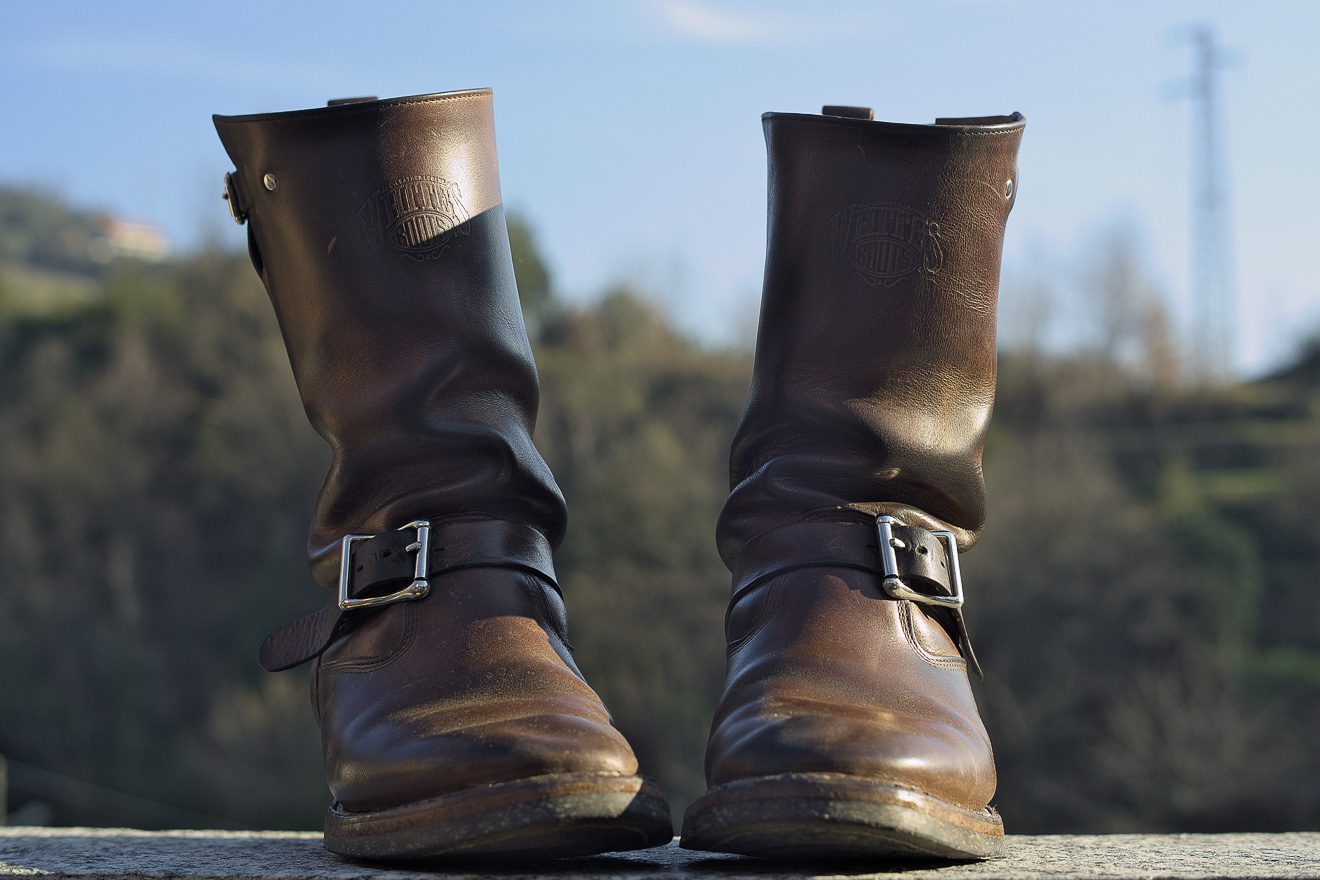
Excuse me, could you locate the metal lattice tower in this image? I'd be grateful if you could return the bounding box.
[1182,25,1237,380]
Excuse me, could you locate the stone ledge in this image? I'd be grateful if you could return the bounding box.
[2,829,1319,879]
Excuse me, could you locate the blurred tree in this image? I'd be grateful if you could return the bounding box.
[507,213,554,338]
[0,192,1316,833]
[0,186,110,277]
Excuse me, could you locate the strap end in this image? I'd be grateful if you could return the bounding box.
[258,630,309,672]
[258,607,339,672]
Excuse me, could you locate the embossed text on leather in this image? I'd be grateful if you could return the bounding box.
[357,175,470,260]
[828,202,943,287]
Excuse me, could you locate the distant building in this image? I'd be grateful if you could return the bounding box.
[90,217,171,263]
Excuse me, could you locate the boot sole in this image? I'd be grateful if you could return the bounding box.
[680,772,1003,861]
[324,772,673,861]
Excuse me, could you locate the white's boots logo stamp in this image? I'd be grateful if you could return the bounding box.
[358,176,470,260]
[829,203,943,287]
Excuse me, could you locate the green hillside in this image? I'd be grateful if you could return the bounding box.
[0,186,1316,834]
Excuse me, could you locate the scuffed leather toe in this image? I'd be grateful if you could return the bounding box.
[316,569,639,812]
[705,568,996,811]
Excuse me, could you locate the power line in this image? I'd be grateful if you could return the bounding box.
[4,756,247,830]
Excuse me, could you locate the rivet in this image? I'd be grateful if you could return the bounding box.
[263,173,278,191]
[1004,178,1014,199]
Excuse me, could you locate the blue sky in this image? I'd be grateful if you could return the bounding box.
[3,1,1317,375]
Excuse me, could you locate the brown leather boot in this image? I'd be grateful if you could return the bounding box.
[214,90,671,861]
[680,106,1025,860]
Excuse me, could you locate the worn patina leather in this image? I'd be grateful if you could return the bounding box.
[213,91,666,849]
[694,108,1025,850]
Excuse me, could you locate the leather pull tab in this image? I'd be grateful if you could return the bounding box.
[222,171,247,225]
[822,105,874,120]
[327,97,378,106]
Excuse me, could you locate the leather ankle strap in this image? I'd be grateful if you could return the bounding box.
[259,519,557,672]
[730,519,983,678]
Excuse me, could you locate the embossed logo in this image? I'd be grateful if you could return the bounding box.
[358,176,469,260]
[829,203,943,287]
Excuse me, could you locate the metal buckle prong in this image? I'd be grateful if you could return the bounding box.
[401,519,431,595]
[337,519,432,611]
[875,515,964,609]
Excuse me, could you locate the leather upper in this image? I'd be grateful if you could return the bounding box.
[214,90,567,589]
[718,110,1025,561]
[705,109,1024,811]
[213,90,638,813]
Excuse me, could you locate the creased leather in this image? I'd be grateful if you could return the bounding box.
[213,90,643,817]
[701,108,1024,814]
[716,111,1025,560]
[214,89,565,589]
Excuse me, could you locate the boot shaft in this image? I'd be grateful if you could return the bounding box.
[214,91,565,587]
[719,109,1025,567]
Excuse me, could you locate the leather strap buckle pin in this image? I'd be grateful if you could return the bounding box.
[338,519,431,610]
[876,515,964,609]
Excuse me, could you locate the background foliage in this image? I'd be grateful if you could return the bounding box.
[0,187,1317,832]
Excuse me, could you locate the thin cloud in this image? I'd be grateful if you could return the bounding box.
[647,0,805,45]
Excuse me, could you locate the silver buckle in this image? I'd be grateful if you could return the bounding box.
[223,172,246,225]
[875,515,964,609]
[337,519,432,611]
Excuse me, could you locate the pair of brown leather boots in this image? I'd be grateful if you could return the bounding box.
[214,89,1024,863]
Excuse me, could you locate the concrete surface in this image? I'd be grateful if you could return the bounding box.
[1,829,1318,879]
